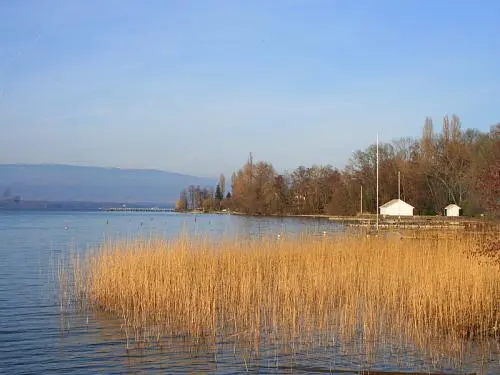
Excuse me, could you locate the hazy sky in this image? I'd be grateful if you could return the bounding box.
[1,1,499,177]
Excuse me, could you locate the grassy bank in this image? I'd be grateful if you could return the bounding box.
[63,234,499,352]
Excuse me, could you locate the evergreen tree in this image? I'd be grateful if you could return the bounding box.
[215,184,223,200]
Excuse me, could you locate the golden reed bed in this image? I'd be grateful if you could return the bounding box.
[62,233,499,354]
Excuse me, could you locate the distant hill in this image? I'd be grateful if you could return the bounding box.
[0,164,216,204]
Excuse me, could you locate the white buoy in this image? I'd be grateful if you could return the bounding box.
[277,234,281,239]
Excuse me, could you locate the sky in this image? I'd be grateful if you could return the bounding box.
[0,0,499,177]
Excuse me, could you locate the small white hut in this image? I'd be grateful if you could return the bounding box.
[380,199,414,216]
[444,204,461,217]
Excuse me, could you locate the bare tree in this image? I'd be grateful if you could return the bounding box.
[219,174,226,198]
[177,116,498,217]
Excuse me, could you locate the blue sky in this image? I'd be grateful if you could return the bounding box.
[0,1,499,177]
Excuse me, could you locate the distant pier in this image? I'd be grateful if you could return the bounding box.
[103,207,175,213]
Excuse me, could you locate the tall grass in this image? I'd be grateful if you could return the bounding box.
[64,234,499,353]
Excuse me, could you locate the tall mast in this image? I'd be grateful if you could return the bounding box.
[398,170,401,218]
[398,171,401,200]
[249,152,253,184]
[360,185,363,215]
[376,134,379,232]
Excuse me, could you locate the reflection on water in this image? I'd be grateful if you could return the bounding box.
[0,211,499,374]
[57,311,499,374]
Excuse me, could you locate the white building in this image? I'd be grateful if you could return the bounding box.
[380,199,414,216]
[444,204,461,217]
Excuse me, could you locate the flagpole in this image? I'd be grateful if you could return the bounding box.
[398,170,401,218]
[376,134,379,232]
[398,171,401,200]
[360,185,363,215]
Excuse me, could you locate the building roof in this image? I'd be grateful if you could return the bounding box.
[444,204,461,210]
[380,198,414,209]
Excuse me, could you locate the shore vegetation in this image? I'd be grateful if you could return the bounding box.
[61,233,500,357]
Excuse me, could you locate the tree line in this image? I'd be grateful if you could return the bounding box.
[177,115,499,217]
[176,174,231,212]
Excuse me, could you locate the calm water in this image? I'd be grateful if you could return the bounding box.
[0,211,498,374]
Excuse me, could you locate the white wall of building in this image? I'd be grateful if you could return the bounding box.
[380,199,414,216]
[445,205,460,216]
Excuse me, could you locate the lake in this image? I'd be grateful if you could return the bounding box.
[0,210,498,374]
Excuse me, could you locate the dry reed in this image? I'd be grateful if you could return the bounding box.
[64,233,500,354]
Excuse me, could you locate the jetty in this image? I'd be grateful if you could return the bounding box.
[328,215,494,231]
[103,207,175,213]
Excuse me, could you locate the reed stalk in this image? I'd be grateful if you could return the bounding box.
[63,234,500,353]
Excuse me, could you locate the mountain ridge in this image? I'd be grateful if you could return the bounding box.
[0,164,216,204]
[0,163,212,178]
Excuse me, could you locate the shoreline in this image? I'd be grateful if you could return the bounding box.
[103,207,498,231]
[176,209,498,231]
